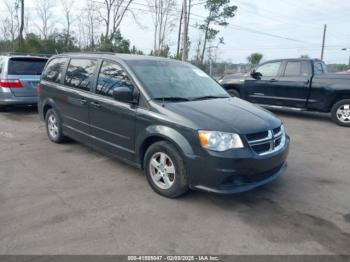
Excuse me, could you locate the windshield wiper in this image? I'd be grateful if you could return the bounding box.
[191,95,228,101]
[153,97,191,102]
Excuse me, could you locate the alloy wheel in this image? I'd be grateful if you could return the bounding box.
[336,104,350,123]
[48,114,59,139]
[149,152,176,190]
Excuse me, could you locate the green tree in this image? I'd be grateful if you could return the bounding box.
[247,53,263,66]
[98,29,130,53]
[199,0,237,63]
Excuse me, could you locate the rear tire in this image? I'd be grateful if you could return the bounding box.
[0,105,6,112]
[331,99,350,127]
[227,89,240,98]
[45,109,67,143]
[144,141,189,198]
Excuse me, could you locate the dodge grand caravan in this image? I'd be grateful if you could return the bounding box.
[38,53,290,198]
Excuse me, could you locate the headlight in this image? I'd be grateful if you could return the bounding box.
[198,130,244,151]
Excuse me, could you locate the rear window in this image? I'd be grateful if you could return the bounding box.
[8,58,47,75]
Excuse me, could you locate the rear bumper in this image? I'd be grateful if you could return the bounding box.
[0,90,38,105]
[186,136,290,194]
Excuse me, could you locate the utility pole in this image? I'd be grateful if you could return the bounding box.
[320,24,327,61]
[181,0,188,61]
[18,0,24,48]
[176,6,183,58]
[342,48,350,67]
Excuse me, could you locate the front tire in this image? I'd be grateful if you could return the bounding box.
[227,89,240,98]
[331,99,350,127]
[45,109,67,143]
[144,141,189,198]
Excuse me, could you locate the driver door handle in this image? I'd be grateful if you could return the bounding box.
[269,79,278,82]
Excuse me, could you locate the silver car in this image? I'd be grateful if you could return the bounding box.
[0,54,48,110]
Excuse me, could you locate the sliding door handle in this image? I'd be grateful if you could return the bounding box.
[90,101,101,108]
[78,99,87,105]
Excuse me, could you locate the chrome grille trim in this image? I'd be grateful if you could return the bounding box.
[246,125,286,156]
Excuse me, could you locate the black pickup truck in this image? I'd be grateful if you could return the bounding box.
[219,58,350,126]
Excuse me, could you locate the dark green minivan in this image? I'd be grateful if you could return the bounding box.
[38,53,289,198]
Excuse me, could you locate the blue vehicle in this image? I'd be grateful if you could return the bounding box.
[0,54,48,110]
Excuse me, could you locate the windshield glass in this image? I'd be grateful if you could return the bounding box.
[126,60,229,101]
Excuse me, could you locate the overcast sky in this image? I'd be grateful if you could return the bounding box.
[1,0,349,64]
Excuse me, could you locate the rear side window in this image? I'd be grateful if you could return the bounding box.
[65,59,97,91]
[96,60,134,98]
[284,61,310,76]
[8,58,47,75]
[256,62,281,77]
[42,57,67,83]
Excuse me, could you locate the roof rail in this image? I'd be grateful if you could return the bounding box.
[0,52,53,57]
[60,51,116,55]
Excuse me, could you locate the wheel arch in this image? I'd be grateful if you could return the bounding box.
[136,125,195,169]
[41,98,58,119]
[329,93,350,111]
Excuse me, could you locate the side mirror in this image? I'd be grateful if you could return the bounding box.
[113,87,139,104]
[250,70,262,79]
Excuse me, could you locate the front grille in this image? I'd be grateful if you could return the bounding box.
[246,125,285,156]
[246,131,269,141]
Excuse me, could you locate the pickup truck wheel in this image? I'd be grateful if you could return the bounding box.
[144,141,189,198]
[227,89,240,98]
[331,99,350,127]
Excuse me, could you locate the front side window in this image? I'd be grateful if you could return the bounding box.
[65,59,97,91]
[257,62,281,77]
[126,60,229,100]
[42,57,67,83]
[96,61,134,98]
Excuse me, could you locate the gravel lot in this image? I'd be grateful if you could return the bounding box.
[0,106,349,255]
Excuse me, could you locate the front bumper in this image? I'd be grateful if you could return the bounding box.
[186,136,290,194]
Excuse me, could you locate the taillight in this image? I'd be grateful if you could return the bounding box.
[0,79,23,88]
[36,82,41,96]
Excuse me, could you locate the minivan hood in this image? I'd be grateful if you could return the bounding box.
[161,98,281,134]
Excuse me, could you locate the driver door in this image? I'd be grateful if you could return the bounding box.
[244,61,283,105]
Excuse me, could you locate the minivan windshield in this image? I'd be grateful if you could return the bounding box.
[127,60,229,101]
[8,58,48,75]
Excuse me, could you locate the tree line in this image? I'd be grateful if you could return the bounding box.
[0,0,237,67]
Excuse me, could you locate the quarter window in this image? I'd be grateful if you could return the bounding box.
[65,59,97,91]
[42,58,67,83]
[256,62,281,77]
[96,60,134,98]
